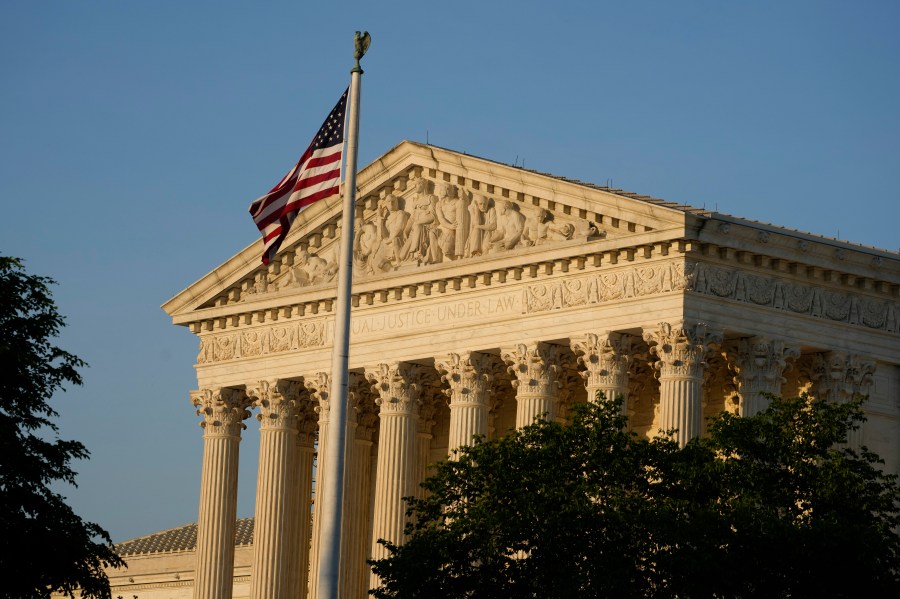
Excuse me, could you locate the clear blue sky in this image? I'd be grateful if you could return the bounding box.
[1,1,898,543]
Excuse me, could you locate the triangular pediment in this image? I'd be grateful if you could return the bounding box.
[163,141,700,324]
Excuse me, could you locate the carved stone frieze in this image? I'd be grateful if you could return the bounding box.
[643,322,723,379]
[197,319,327,364]
[365,362,424,416]
[688,263,899,334]
[523,262,690,314]
[247,379,302,431]
[191,387,251,437]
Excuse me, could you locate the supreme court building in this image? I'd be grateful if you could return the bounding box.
[154,141,900,599]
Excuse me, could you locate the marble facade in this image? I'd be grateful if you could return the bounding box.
[161,141,900,598]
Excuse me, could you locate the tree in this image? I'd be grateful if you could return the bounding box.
[0,256,124,599]
[369,394,900,598]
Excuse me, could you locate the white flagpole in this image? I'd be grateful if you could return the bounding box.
[316,31,369,598]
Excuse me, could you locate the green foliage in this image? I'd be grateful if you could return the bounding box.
[0,256,124,599]
[369,394,900,598]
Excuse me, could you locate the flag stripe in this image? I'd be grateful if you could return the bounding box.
[249,88,348,264]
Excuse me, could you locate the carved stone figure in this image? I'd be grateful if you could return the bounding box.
[464,194,497,257]
[400,178,437,264]
[353,195,409,276]
[430,183,470,261]
[378,194,409,266]
[489,199,525,252]
[287,249,337,286]
[524,208,575,245]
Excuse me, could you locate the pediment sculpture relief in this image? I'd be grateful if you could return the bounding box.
[350,175,602,279]
[240,174,605,297]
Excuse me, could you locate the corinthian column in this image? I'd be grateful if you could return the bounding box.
[570,332,634,409]
[366,363,421,575]
[502,342,564,428]
[435,351,494,454]
[725,337,799,417]
[305,372,331,599]
[643,322,722,446]
[248,380,301,599]
[191,388,250,599]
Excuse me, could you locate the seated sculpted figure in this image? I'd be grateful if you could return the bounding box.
[489,199,525,252]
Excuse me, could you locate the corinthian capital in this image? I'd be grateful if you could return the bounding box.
[643,321,723,379]
[501,342,564,396]
[570,332,634,391]
[191,387,251,437]
[806,352,876,402]
[304,372,331,422]
[435,351,496,406]
[365,362,423,415]
[725,337,799,392]
[247,379,302,431]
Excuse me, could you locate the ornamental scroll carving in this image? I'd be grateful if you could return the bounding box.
[197,319,327,364]
[191,387,251,437]
[688,263,899,334]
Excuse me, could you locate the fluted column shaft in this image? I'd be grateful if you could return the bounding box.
[571,332,633,411]
[502,342,564,428]
[249,381,302,599]
[340,374,377,599]
[437,351,493,454]
[342,435,374,598]
[644,322,722,446]
[292,399,318,599]
[192,388,249,599]
[366,363,421,579]
[306,373,331,599]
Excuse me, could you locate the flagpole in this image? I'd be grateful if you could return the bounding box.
[316,31,369,599]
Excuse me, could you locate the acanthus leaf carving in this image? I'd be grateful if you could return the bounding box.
[191,387,251,437]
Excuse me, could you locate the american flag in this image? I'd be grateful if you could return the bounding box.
[249,88,348,264]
